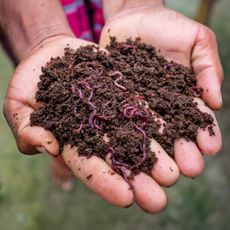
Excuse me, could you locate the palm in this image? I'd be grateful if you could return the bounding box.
[101,7,195,65]
[4,36,155,212]
[99,5,222,209]
[4,34,172,212]
[4,36,94,155]
[100,6,223,109]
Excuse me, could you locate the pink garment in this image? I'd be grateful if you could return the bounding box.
[60,0,104,43]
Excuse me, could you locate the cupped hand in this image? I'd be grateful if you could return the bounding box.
[99,3,223,212]
[2,35,137,211]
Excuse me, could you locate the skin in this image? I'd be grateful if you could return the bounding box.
[99,0,223,212]
[2,0,223,213]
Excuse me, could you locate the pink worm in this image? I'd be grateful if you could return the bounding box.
[87,90,98,129]
[87,91,96,111]
[123,44,134,49]
[108,147,129,168]
[131,125,147,169]
[73,124,83,134]
[136,110,149,127]
[123,106,138,118]
[112,71,127,91]
[113,165,129,183]
[71,84,83,98]
[108,147,129,183]
[89,111,97,129]
[81,80,91,90]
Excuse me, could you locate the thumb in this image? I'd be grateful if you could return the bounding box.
[4,97,59,156]
[192,25,223,110]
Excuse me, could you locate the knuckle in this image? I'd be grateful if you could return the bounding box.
[203,27,217,43]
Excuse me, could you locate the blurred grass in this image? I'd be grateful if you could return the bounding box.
[0,0,230,230]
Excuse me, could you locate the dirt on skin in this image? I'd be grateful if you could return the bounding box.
[30,37,215,179]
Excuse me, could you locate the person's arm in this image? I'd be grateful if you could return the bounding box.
[0,0,74,62]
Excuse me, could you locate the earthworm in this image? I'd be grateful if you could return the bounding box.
[102,100,111,108]
[94,83,104,89]
[71,84,83,99]
[108,147,129,168]
[131,125,147,169]
[108,147,129,183]
[89,111,97,129]
[133,63,138,70]
[80,80,91,90]
[90,114,115,130]
[87,91,96,110]
[133,95,145,101]
[135,109,149,127]
[164,63,174,70]
[113,165,129,183]
[123,44,134,49]
[123,106,138,118]
[87,90,98,128]
[92,115,102,130]
[73,124,83,134]
[111,71,127,91]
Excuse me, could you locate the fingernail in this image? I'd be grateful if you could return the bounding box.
[36,146,47,153]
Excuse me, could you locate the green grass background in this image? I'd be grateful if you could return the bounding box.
[0,1,230,229]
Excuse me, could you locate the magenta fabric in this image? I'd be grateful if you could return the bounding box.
[60,0,104,43]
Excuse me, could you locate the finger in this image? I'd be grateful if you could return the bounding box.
[149,110,180,186]
[192,26,223,110]
[150,139,180,187]
[195,98,222,155]
[130,173,167,213]
[19,126,60,156]
[174,138,205,178]
[62,145,134,207]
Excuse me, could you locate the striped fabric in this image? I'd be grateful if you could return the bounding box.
[60,0,104,43]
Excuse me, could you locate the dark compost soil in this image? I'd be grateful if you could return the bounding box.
[30,37,215,179]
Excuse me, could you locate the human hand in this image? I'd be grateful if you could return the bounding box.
[3,35,135,210]
[2,0,139,214]
[99,0,223,212]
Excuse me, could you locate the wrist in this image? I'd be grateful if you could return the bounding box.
[18,27,74,61]
[0,0,74,62]
[103,0,164,21]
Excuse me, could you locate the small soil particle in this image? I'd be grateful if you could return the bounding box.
[86,174,92,180]
[30,37,215,179]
